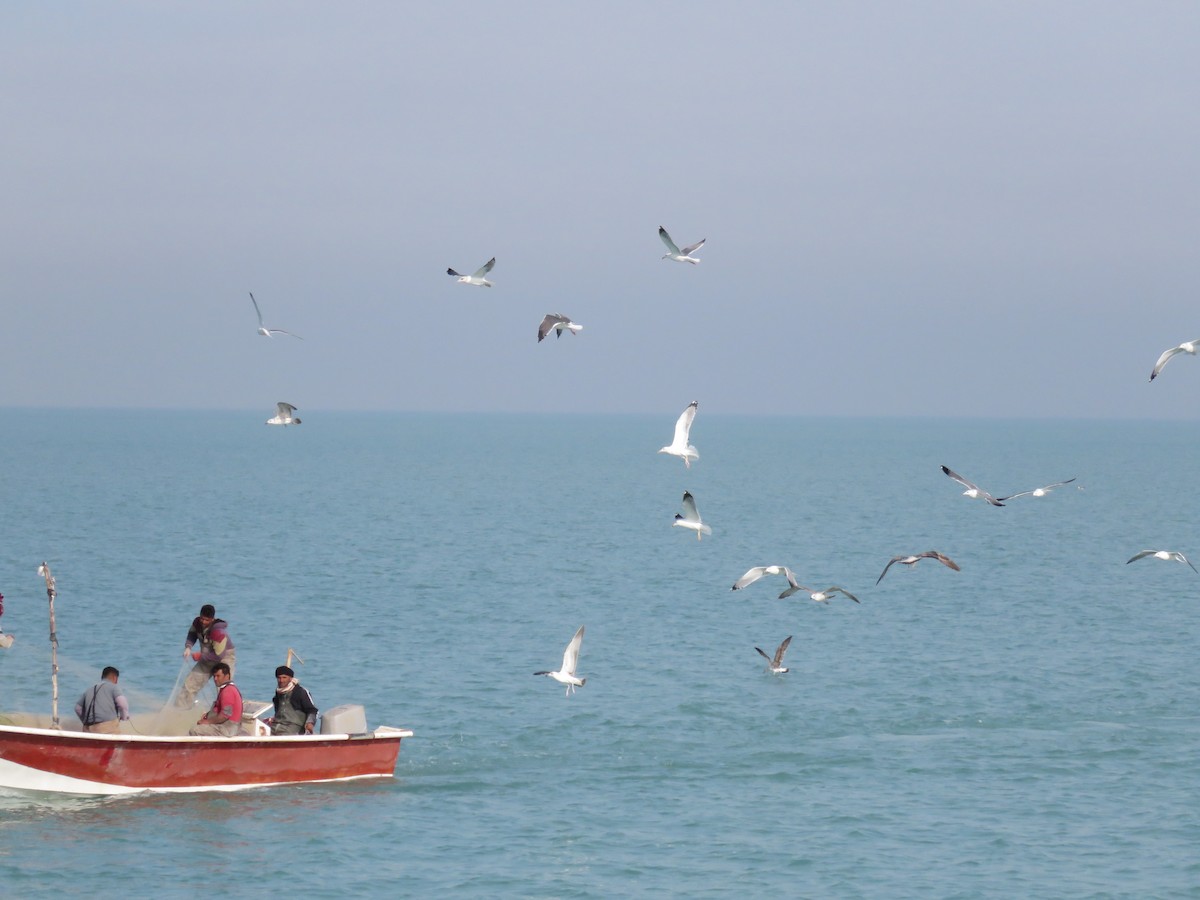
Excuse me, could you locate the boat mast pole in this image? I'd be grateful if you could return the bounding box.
[38,562,60,729]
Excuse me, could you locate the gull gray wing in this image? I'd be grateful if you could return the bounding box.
[561,625,584,675]
[473,257,496,278]
[658,226,682,255]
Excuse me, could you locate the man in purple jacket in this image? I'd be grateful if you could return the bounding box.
[175,603,237,708]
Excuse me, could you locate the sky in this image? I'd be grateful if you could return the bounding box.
[2,2,1199,418]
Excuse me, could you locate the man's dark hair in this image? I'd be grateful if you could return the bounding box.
[212,662,231,677]
[102,666,119,679]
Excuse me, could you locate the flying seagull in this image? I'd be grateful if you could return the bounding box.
[658,226,705,264]
[265,402,301,426]
[755,636,793,674]
[537,314,583,343]
[780,584,861,604]
[941,465,1005,507]
[249,292,302,339]
[997,477,1077,501]
[673,491,711,540]
[731,565,797,592]
[533,625,586,696]
[876,551,960,585]
[447,257,496,287]
[658,401,699,468]
[1126,549,1198,573]
[1149,339,1200,381]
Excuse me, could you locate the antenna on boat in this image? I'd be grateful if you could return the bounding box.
[286,648,306,670]
[37,562,61,730]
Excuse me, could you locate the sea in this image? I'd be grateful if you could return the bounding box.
[0,409,1197,898]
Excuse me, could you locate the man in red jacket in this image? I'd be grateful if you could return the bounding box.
[189,663,243,737]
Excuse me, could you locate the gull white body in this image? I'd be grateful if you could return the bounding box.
[941,465,1004,507]
[755,635,792,674]
[1150,339,1200,381]
[781,583,860,604]
[266,402,301,426]
[673,491,711,540]
[1126,549,1198,573]
[447,257,496,287]
[731,565,796,592]
[998,477,1077,501]
[249,292,302,339]
[876,550,960,585]
[659,401,699,468]
[537,314,583,343]
[534,625,586,696]
[659,226,705,264]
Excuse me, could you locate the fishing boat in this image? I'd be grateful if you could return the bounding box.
[0,564,414,795]
[0,715,413,795]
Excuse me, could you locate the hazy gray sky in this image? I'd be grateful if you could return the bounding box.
[3,2,1199,418]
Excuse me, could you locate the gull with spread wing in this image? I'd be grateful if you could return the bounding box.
[998,477,1077,501]
[265,402,301,426]
[1126,549,1198,573]
[447,257,496,287]
[537,314,583,343]
[876,551,960,585]
[659,226,705,264]
[755,636,792,675]
[941,465,1005,507]
[1149,339,1200,381]
[658,401,699,468]
[533,625,587,696]
[249,292,302,339]
[672,491,711,540]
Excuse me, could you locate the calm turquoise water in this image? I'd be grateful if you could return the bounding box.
[1,409,1198,897]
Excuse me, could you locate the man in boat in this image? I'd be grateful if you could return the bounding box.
[267,665,319,735]
[189,662,243,737]
[74,666,131,733]
[176,603,236,708]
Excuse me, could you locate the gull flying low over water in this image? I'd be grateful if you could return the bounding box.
[876,551,960,585]
[658,401,699,468]
[1126,549,1198,573]
[265,402,301,426]
[756,636,793,675]
[731,565,797,592]
[249,292,302,339]
[658,226,705,264]
[673,491,711,540]
[533,625,586,696]
[997,477,1077,501]
[780,583,860,604]
[537,314,583,343]
[941,465,1005,507]
[447,257,496,287]
[1149,339,1200,381]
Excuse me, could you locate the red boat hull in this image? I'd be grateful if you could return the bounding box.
[0,724,412,794]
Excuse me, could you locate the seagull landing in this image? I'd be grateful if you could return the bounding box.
[658,226,705,264]
[731,565,796,592]
[447,257,495,287]
[997,477,1077,501]
[533,625,586,696]
[265,402,301,426]
[941,465,1005,507]
[876,551,960,585]
[755,636,792,674]
[658,401,699,468]
[537,313,583,343]
[673,491,711,540]
[1150,339,1200,381]
[1126,549,1198,573]
[249,292,302,339]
